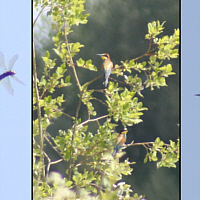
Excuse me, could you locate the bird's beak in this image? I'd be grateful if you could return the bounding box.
[121,128,128,134]
[96,54,106,60]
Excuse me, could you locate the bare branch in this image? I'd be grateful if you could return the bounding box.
[64,21,82,92]
[77,115,108,127]
[33,4,46,27]
[33,38,45,181]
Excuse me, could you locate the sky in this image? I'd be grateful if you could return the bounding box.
[181,0,200,199]
[0,1,199,200]
[0,1,31,200]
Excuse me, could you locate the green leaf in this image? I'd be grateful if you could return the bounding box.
[70,42,84,53]
[76,58,85,66]
[66,181,73,187]
[45,51,50,58]
[65,75,71,83]
[149,55,157,64]
[85,59,97,71]
[144,156,148,163]
[53,48,60,57]
[155,137,160,143]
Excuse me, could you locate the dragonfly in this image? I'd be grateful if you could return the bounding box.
[0,51,25,95]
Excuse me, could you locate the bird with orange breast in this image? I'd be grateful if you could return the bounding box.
[97,53,113,87]
[112,129,128,157]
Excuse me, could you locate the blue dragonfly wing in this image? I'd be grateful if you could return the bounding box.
[0,51,6,69]
[3,76,14,95]
[8,54,18,70]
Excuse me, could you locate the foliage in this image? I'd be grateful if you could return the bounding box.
[144,137,179,168]
[33,0,179,199]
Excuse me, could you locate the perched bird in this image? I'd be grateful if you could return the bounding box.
[112,129,128,157]
[97,53,113,87]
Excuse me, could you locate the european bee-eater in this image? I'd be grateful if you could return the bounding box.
[97,53,113,87]
[112,129,128,157]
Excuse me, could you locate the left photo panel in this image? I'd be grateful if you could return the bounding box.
[0,1,31,199]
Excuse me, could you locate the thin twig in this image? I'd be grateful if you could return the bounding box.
[72,149,109,170]
[43,150,63,177]
[44,134,64,159]
[109,77,128,85]
[91,89,105,94]
[62,19,83,180]
[92,97,108,107]
[82,74,103,91]
[77,115,108,128]
[64,21,81,91]
[33,4,46,27]
[33,38,45,181]
[53,108,74,120]
[68,93,83,180]
[147,37,153,52]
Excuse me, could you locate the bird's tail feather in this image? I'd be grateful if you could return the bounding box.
[104,69,111,87]
[112,149,116,157]
[104,78,108,87]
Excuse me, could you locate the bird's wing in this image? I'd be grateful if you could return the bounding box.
[116,133,123,145]
[101,64,104,71]
[110,61,113,70]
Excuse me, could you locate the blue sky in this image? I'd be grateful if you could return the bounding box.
[0,1,31,199]
[181,1,200,199]
[0,0,199,199]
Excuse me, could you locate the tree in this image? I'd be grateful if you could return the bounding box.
[33,0,179,199]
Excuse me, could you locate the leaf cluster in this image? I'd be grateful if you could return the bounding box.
[144,137,179,168]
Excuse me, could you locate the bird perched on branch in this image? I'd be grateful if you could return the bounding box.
[97,53,113,87]
[112,129,128,157]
